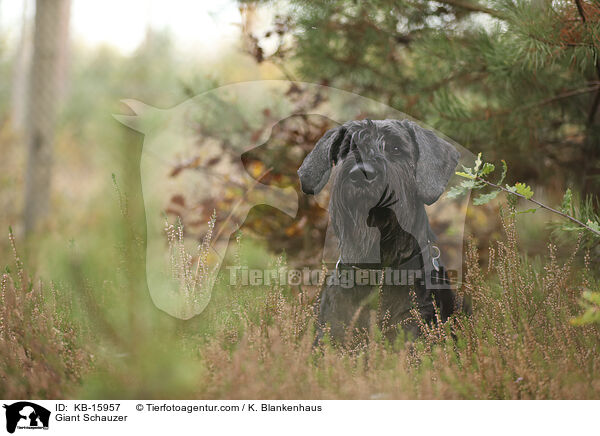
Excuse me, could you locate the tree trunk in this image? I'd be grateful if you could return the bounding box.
[11,0,32,132]
[24,0,71,235]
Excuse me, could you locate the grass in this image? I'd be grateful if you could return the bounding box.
[1,203,599,399]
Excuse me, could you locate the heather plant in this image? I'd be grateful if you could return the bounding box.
[193,208,600,399]
[2,187,599,399]
[449,153,600,328]
[0,228,91,398]
[2,0,598,402]
[164,212,217,319]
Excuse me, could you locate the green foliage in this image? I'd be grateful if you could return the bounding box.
[553,189,600,239]
[571,291,600,326]
[451,153,600,239]
[244,0,600,194]
[588,219,600,233]
[506,182,534,200]
[480,162,496,177]
[561,188,573,214]
[498,159,508,184]
[473,190,500,205]
[516,208,538,215]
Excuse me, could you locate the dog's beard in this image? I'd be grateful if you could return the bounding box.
[329,163,421,266]
[331,196,381,264]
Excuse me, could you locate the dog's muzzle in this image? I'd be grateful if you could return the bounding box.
[349,162,378,184]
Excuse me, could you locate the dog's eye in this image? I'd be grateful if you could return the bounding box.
[388,144,402,155]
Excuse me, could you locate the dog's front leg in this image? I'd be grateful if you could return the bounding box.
[316,284,375,347]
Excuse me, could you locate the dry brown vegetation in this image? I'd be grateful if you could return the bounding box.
[0,229,91,398]
[1,209,599,399]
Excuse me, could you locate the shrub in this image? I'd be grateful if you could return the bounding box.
[0,229,91,398]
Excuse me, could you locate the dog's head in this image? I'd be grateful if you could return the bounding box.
[298,119,459,264]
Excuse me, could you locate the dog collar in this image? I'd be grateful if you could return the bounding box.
[335,242,441,275]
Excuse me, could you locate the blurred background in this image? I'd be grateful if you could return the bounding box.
[0,1,280,267]
[1,0,598,267]
[0,0,598,399]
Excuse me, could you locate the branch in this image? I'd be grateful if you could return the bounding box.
[434,0,506,19]
[572,0,600,125]
[574,0,587,23]
[440,84,600,122]
[474,176,600,238]
[586,55,600,125]
[526,32,594,48]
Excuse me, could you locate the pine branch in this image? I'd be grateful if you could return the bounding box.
[440,84,600,122]
[572,0,600,125]
[526,32,594,48]
[474,176,600,238]
[434,0,506,19]
[574,0,587,23]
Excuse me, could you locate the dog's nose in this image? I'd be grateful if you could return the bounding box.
[349,162,377,183]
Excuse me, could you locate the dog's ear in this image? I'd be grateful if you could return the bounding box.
[402,120,460,205]
[297,125,346,195]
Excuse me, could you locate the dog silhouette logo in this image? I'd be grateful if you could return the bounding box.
[114,81,473,320]
[2,402,50,433]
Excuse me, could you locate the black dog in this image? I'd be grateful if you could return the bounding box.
[298,119,460,345]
